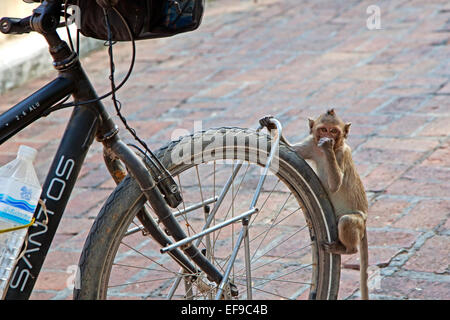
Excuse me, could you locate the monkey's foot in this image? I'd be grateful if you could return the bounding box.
[321,241,348,255]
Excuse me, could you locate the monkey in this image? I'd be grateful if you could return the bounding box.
[260,109,369,300]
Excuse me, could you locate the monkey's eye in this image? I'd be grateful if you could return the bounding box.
[330,128,338,134]
[320,127,327,133]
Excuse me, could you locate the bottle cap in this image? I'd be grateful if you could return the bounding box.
[18,145,38,161]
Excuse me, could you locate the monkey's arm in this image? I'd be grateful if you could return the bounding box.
[291,136,315,160]
[270,131,315,161]
[259,116,292,145]
[258,116,302,150]
[276,132,293,147]
[258,116,314,159]
[320,140,344,193]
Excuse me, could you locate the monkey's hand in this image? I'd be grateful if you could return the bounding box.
[318,137,334,151]
[259,115,277,131]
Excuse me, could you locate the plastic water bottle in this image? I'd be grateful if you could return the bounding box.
[0,145,41,298]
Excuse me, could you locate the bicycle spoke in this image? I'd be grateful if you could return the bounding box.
[255,264,314,288]
[248,207,302,248]
[118,241,193,279]
[108,276,187,289]
[112,263,185,274]
[234,263,314,300]
[249,192,292,263]
[251,223,308,266]
[229,226,310,280]
[192,177,308,286]
[165,162,249,299]
[234,275,312,286]
[233,279,293,300]
[211,162,250,249]
[249,243,313,274]
[248,179,280,228]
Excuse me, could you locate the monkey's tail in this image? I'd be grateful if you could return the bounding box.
[360,229,369,300]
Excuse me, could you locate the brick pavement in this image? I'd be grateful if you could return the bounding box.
[0,0,448,299]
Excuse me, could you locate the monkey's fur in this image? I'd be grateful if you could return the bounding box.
[261,109,369,300]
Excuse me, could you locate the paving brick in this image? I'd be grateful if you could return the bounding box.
[437,82,450,94]
[64,188,110,218]
[345,64,401,82]
[337,269,360,299]
[368,197,412,228]
[341,246,400,270]
[418,116,450,136]
[33,270,72,292]
[418,95,450,115]
[406,279,450,300]
[421,142,450,167]
[76,167,111,188]
[355,147,425,165]
[392,200,449,231]
[403,164,450,184]
[29,291,58,300]
[379,97,427,114]
[367,229,420,249]
[404,236,450,273]
[362,137,440,152]
[379,114,434,137]
[56,216,95,238]
[41,250,81,271]
[363,163,409,192]
[54,229,90,252]
[345,97,386,113]
[387,178,450,198]
[372,275,435,299]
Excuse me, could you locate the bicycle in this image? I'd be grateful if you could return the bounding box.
[0,0,340,300]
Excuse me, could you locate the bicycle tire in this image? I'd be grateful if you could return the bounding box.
[74,127,340,300]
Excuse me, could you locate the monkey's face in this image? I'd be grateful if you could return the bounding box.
[309,109,351,147]
[315,123,342,143]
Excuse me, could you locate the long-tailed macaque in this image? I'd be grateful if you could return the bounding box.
[260,109,369,300]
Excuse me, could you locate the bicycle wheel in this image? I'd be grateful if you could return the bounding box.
[74,127,340,300]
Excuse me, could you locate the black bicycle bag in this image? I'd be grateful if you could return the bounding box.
[71,0,205,41]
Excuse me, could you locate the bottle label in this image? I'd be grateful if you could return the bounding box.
[0,179,39,226]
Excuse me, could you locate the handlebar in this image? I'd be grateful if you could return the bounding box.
[1,0,67,36]
[0,16,32,35]
[1,0,77,75]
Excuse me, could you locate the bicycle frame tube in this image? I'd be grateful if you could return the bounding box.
[0,76,74,144]
[3,94,101,300]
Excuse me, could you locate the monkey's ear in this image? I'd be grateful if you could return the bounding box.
[308,118,315,133]
[343,122,351,138]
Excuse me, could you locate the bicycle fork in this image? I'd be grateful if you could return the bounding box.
[100,131,226,282]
